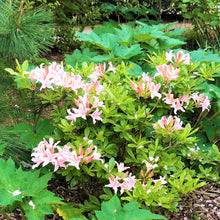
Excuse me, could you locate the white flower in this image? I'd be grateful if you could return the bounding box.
[8,190,21,196]
[147,189,151,194]
[88,140,93,144]
[29,200,35,209]
[149,156,154,161]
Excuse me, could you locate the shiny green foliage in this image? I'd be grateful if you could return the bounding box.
[75,21,185,75]
[72,195,166,220]
[0,158,62,220]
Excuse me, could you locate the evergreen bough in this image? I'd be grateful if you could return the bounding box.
[0,1,55,63]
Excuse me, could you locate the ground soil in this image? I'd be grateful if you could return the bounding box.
[46,177,220,220]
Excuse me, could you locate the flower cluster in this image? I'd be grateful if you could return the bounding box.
[88,62,116,81]
[105,162,137,194]
[153,115,183,132]
[31,138,102,171]
[163,89,211,113]
[66,94,104,124]
[140,159,167,191]
[28,62,84,92]
[166,50,190,66]
[130,73,161,99]
[155,64,180,82]
[191,92,211,112]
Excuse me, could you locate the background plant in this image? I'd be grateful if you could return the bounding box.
[0,0,55,65]
[0,158,62,220]
[69,21,185,76]
[175,0,220,50]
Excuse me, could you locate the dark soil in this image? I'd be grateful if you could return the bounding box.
[46,177,220,220]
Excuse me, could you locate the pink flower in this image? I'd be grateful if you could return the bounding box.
[66,94,104,123]
[89,109,103,124]
[163,89,177,105]
[171,99,185,114]
[116,162,130,172]
[191,93,211,112]
[88,62,116,81]
[163,90,190,114]
[28,62,84,93]
[84,81,104,95]
[120,173,136,194]
[166,50,190,65]
[130,73,161,99]
[32,139,102,171]
[152,176,167,185]
[178,94,191,106]
[153,115,183,132]
[155,64,180,81]
[56,145,82,170]
[105,175,121,194]
[105,173,137,195]
[31,138,60,169]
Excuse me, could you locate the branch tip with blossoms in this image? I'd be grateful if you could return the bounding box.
[153,115,183,132]
[130,72,161,99]
[31,138,103,172]
[66,94,104,124]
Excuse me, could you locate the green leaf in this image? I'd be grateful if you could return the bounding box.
[95,195,121,219]
[0,143,7,156]
[95,195,166,220]
[56,204,86,220]
[189,49,220,63]
[0,189,23,206]
[0,158,62,215]
[77,32,118,51]
[65,49,97,67]
[113,44,143,60]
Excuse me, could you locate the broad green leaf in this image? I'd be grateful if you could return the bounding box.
[91,55,114,63]
[56,204,86,220]
[189,49,220,63]
[115,24,134,45]
[65,49,97,67]
[95,195,166,220]
[77,32,118,51]
[113,44,143,60]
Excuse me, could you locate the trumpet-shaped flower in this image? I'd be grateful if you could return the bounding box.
[105,175,121,194]
[105,173,137,195]
[130,73,161,99]
[31,138,102,171]
[89,109,103,124]
[155,64,180,81]
[31,138,60,169]
[28,62,84,92]
[116,162,130,172]
[171,99,185,114]
[166,50,190,65]
[153,115,183,132]
[84,80,104,95]
[88,62,116,81]
[66,94,104,123]
[191,92,211,112]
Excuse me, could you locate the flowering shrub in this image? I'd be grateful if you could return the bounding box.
[5,49,220,218]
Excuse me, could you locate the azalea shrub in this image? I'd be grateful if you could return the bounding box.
[5,49,220,218]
